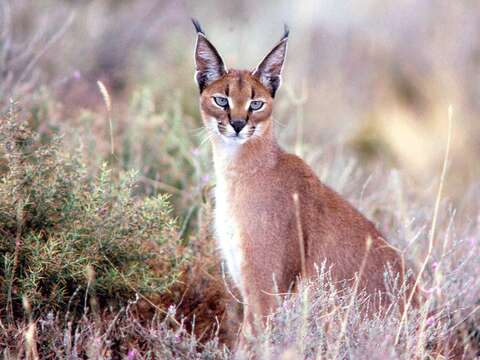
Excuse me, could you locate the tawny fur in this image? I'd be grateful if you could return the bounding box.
[193,24,416,341]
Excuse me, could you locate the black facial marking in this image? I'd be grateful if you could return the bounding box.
[196,73,210,93]
[270,77,281,98]
[225,84,229,97]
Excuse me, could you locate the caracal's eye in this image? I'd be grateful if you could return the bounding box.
[213,96,228,108]
[249,100,264,111]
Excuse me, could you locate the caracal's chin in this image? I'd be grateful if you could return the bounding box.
[219,134,250,145]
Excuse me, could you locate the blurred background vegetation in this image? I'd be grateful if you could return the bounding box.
[1,0,479,358]
[2,0,480,197]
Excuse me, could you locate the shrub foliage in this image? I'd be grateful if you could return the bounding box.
[0,105,185,317]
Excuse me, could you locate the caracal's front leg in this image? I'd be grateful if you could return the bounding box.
[236,236,296,352]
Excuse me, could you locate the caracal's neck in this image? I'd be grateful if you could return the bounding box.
[211,121,281,179]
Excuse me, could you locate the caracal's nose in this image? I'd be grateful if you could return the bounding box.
[230,119,246,134]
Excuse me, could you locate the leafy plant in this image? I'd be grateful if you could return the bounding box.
[0,104,186,317]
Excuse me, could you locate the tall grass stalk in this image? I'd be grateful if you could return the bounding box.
[97,80,115,156]
[395,105,454,347]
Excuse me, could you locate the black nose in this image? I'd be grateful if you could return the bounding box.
[230,119,246,134]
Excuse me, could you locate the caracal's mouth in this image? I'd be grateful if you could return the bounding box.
[214,123,257,144]
[219,132,250,144]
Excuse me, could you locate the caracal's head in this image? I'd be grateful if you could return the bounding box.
[193,19,288,145]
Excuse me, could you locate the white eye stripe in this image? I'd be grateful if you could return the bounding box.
[228,97,234,109]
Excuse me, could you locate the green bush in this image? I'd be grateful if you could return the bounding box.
[0,105,186,317]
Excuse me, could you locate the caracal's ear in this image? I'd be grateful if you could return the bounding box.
[251,25,289,97]
[192,19,227,93]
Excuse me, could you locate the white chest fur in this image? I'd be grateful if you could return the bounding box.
[214,176,244,291]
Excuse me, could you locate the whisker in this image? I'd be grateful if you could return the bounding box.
[200,132,215,146]
[188,126,209,134]
[192,127,210,138]
[273,118,287,128]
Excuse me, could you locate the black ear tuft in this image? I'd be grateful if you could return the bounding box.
[282,24,290,40]
[191,18,205,35]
